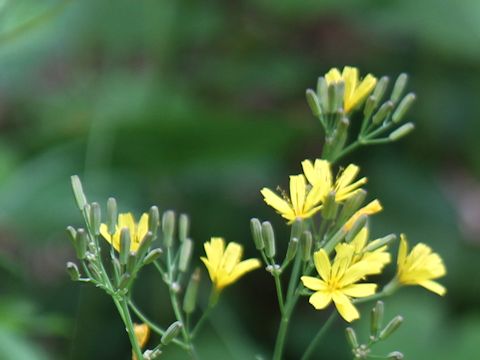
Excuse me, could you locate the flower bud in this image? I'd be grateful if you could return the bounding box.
[345,215,368,243]
[372,101,394,125]
[290,219,303,242]
[345,327,359,349]
[364,234,396,253]
[300,231,312,262]
[306,89,321,117]
[148,206,160,236]
[379,315,403,340]
[284,237,299,264]
[183,268,200,314]
[66,262,80,281]
[388,351,404,360]
[75,228,88,260]
[178,238,193,272]
[390,73,408,104]
[71,175,87,211]
[143,248,163,265]
[106,198,117,235]
[334,81,345,112]
[389,123,414,141]
[392,93,416,123]
[262,221,276,258]
[322,191,338,220]
[178,214,189,243]
[126,252,137,275]
[136,231,154,261]
[118,273,131,289]
[90,202,101,236]
[337,189,367,225]
[370,301,384,338]
[364,95,377,119]
[120,228,131,265]
[317,76,329,112]
[161,321,183,345]
[372,76,389,105]
[162,210,175,247]
[250,218,264,250]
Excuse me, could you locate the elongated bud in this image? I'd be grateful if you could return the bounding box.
[75,228,88,260]
[284,237,299,263]
[389,123,414,141]
[392,93,416,123]
[327,81,337,113]
[338,189,366,221]
[379,315,403,340]
[66,262,80,281]
[372,101,394,125]
[143,248,163,265]
[106,198,117,235]
[262,221,276,258]
[161,321,183,345]
[111,256,122,279]
[306,89,321,117]
[345,327,359,348]
[118,273,131,289]
[345,215,368,243]
[363,95,376,119]
[317,77,329,112]
[372,76,389,105]
[162,210,175,247]
[71,175,87,210]
[322,191,338,220]
[300,231,312,261]
[388,351,404,360]
[250,218,264,250]
[119,228,131,265]
[148,206,160,235]
[329,117,349,158]
[178,214,189,243]
[183,268,201,314]
[364,234,396,252]
[136,231,154,261]
[370,301,384,338]
[178,238,193,272]
[391,73,408,104]
[126,252,137,275]
[66,226,78,254]
[90,202,101,236]
[290,219,303,242]
[334,81,345,112]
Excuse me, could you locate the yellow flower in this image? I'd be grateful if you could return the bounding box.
[132,323,150,360]
[301,159,367,202]
[301,247,377,322]
[261,174,323,223]
[335,227,391,275]
[396,234,446,296]
[324,66,377,113]
[343,199,383,231]
[201,237,261,291]
[99,213,149,253]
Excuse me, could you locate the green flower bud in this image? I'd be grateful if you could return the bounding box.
[392,93,416,123]
[322,191,338,220]
[126,252,137,275]
[372,76,389,105]
[327,81,337,113]
[106,198,117,235]
[334,81,345,112]
[149,206,160,236]
[391,73,408,104]
[379,315,403,340]
[178,214,189,243]
[118,273,131,289]
[71,175,87,211]
[345,327,359,349]
[161,321,183,345]
[136,231,154,261]
[388,351,404,360]
[162,210,175,247]
[119,228,131,265]
[250,218,264,250]
[363,95,377,119]
[370,301,384,338]
[90,202,101,236]
[290,219,303,242]
[372,101,394,125]
[284,237,299,264]
[389,123,415,141]
[66,262,80,281]
[262,221,276,258]
[300,231,312,262]
[337,189,367,225]
[178,238,193,272]
[306,89,321,117]
[75,228,88,260]
[183,268,201,314]
[364,234,396,253]
[345,215,368,243]
[317,76,329,112]
[143,248,163,265]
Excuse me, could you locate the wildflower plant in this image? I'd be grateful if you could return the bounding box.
[66,66,446,359]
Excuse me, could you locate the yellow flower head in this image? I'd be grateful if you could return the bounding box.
[201,237,261,291]
[324,66,377,113]
[261,174,323,223]
[301,159,367,202]
[335,226,391,275]
[396,234,446,296]
[301,247,378,322]
[99,213,149,253]
[132,323,150,360]
[343,199,383,231]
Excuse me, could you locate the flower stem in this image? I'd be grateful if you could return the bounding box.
[273,274,285,313]
[118,297,144,360]
[301,311,337,360]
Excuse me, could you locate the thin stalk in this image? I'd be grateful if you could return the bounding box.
[273,274,285,313]
[119,297,143,360]
[301,311,337,360]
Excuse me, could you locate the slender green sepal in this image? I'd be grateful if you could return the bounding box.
[162,210,175,247]
[143,248,163,265]
[284,237,299,264]
[345,215,368,243]
[392,93,416,123]
[390,73,408,104]
[250,218,264,250]
[119,228,131,265]
[71,175,87,211]
[379,316,403,340]
[337,189,367,225]
[106,197,117,235]
[322,191,338,220]
[161,321,183,345]
[90,202,101,236]
[300,230,312,261]
[183,268,201,314]
[178,238,193,272]
[389,123,415,141]
[262,221,276,258]
[75,228,88,260]
[149,206,160,236]
[178,214,189,243]
[306,89,322,117]
[364,234,396,252]
[372,101,394,125]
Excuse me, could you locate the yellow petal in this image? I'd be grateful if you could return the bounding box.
[398,234,408,266]
[332,292,360,322]
[309,291,332,310]
[342,66,358,108]
[136,213,149,245]
[220,242,243,275]
[313,250,331,281]
[325,68,342,84]
[290,175,306,215]
[204,237,225,271]
[418,280,446,296]
[261,188,295,220]
[301,276,327,291]
[343,199,383,231]
[119,213,136,235]
[221,258,261,288]
[133,323,150,348]
[347,74,377,112]
[200,257,216,283]
[342,283,377,298]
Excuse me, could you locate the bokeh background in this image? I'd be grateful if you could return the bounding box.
[0,0,479,359]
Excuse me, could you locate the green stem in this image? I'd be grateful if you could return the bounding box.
[301,311,337,360]
[273,274,285,313]
[118,297,143,360]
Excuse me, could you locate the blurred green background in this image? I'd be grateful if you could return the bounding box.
[0,0,478,359]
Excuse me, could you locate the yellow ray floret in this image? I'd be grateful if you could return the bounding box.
[301,159,367,202]
[343,200,383,231]
[201,237,261,291]
[396,234,446,296]
[99,212,149,253]
[301,247,378,322]
[324,66,377,113]
[132,323,150,360]
[261,174,323,223]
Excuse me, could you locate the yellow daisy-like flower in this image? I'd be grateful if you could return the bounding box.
[343,199,383,231]
[324,66,377,113]
[301,247,378,322]
[335,227,391,275]
[99,213,149,253]
[261,174,323,223]
[201,237,261,291]
[396,234,446,296]
[132,323,150,360]
[301,159,367,202]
